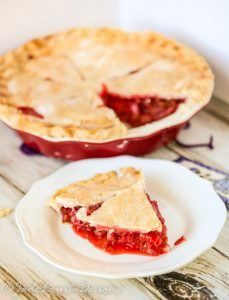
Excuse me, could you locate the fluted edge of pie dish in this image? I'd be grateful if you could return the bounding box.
[16,122,185,160]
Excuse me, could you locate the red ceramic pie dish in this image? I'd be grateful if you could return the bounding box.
[17,123,185,161]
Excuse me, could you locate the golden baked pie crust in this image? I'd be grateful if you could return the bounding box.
[48,167,144,210]
[0,28,214,142]
[76,184,162,233]
[48,167,161,232]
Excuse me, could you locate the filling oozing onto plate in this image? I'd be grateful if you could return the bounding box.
[48,167,169,256]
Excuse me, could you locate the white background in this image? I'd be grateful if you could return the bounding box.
[0,0,228,101]
[119,0,229,102]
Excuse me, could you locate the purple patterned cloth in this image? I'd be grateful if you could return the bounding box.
[174,156,229,210]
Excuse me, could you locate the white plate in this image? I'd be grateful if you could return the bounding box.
[15,156,226,279]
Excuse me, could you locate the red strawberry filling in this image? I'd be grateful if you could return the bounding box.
[18,106,43,119]
[99,84,185,127]
[60,195,169,256]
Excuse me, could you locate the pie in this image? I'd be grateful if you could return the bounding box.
[0,28,213,145]
[48,167,169,256]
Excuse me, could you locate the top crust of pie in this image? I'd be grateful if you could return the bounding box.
[0,27,214,142]
[48,166,161,233]
[76,184,162,233]
[48,167,144,211]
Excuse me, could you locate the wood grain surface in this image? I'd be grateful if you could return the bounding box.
[0,98,228,300]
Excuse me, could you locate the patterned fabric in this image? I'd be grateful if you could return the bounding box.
[174,156,229,209]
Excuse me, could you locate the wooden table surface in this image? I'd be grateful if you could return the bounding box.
[0,97,228,300]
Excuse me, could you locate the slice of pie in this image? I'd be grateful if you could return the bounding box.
[48,167,169,256]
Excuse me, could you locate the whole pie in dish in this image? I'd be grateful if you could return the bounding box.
[48,167,169,256]
[0,28,214,160]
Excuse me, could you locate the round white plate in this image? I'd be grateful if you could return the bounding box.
[15,156,226,279]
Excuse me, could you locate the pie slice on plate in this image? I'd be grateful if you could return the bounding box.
[48,167,169,256]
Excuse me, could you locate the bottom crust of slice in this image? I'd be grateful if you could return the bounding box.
[60,195,169,256]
